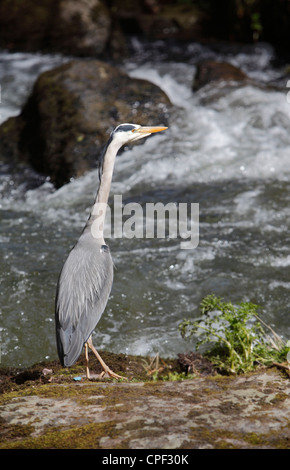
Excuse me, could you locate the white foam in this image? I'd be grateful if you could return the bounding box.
[128,63,193,108]
[0,51,67,124]
[270,255,290,268]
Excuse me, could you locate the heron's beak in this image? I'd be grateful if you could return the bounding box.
[130,125,168,142]
[138,126,168,134]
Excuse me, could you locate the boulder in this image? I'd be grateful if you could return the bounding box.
[193,60,249,91]
[0,60,171,187]
[0,0,125,58]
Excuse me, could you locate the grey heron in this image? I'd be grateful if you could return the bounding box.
[55,123,168,380]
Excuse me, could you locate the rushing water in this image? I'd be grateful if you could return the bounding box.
[1,41,290,368]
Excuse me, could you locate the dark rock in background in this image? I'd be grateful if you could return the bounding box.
[193,60,249,91]
[0,60,171,187]
[0,0,125,58]
[1,0,290,57]
[0,0,208,57]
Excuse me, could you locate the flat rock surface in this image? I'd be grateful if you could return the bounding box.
[1,369,289,449]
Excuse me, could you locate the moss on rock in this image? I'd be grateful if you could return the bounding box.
[1,353,290,449]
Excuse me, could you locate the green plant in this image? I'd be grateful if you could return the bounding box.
[250,12,263,40]
[179,294,290,375]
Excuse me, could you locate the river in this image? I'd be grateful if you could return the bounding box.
[0,40,289,368]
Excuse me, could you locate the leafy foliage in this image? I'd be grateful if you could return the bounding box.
[179,294,290,374]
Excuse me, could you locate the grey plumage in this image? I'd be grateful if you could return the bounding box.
[55,229,113,367]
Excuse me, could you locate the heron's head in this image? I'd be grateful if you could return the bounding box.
[98,123,168,179]
[111,123,168,147]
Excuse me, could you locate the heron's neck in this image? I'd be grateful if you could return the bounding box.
[87,141,119,239]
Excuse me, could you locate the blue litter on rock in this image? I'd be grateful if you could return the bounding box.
[73,376,82,381]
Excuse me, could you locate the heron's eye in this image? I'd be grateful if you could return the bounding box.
[131,128,137,132]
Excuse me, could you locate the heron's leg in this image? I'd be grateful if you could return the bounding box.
[85,342,91,379]
[86,336,127,380]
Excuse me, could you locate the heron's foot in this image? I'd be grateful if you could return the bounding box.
[100,368,128,380]
[86,368,127,381]
[85,337,128,380]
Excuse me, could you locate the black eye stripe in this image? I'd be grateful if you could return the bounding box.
[115,124,136,133]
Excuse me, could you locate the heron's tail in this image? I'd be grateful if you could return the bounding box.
[55,321,85,367]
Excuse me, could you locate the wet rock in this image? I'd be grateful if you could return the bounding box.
[0,60,171,187]
[193,60,249,91]
[192,58,284,107]
[0,0,123,58]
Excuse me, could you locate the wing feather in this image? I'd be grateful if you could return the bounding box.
[55,234,113,367]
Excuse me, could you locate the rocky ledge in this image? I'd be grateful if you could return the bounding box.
[0,353,289,449]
